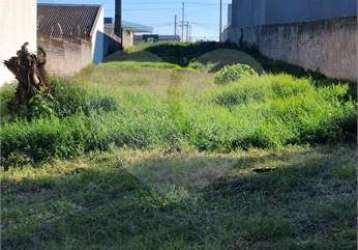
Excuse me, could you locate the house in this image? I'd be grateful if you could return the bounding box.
[0,0,37,85]
[104,18,153,49]
[122,21,153,48]
[134,35,180,44]
[37,3,105,76]
[224,0,357,81]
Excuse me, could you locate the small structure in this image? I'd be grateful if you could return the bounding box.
[104,18,153,49]
[0,0,37,85]
[122,21,153,48]
[37,3,104,76]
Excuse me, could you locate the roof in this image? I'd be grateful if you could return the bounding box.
[134,34,180,41]
[157,35,181,40]
[38,3,102,39]
[122,21,153,33]
[104,18,153,33]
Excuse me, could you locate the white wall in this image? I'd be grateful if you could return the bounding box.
[0,0,37,85]
[91,7,104,64]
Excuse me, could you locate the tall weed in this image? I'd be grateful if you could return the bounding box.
[1,73,356,167]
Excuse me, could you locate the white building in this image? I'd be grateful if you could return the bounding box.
[0,0,37,85]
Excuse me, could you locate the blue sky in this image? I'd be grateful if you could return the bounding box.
[38,0,231,40]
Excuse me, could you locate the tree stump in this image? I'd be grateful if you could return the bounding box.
[4,42,50,111]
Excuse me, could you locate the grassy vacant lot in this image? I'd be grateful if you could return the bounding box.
[1,42,357,249]
[2,145,356,249]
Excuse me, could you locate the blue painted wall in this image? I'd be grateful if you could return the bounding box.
[232,0,357,28]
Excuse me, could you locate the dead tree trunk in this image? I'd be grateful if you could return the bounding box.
[4,42,50,111]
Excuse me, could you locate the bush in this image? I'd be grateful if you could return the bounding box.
[208,74,356,148]
[51,79,118,118]
[2,78,118,121]
[214,74,313,107]
[214,64,257,84]
[0,84,16,123]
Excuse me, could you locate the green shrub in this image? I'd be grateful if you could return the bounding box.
[24,89,56,119]
[215,84,268,107]
[50,79,118,118]
[0,84,16,123]
[0,74,356,167]
[214,74,313,107]
[1,79,118,121]
[214,64,257,84]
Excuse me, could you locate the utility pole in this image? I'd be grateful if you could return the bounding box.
[219,0,223,42]
[185,22,191,42]
[115,0,122,47]
[189,23,192,41]
[181,2,185,42]
[174,15,177,40]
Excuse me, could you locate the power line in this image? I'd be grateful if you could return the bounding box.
[219,0,222,42]
[174,15,177,38]
[39,0,226,41]
[181,2,185,41]
[178,21,192,42]
[123,8,176,12]
[186,22,189,41]
[125,1,231,6]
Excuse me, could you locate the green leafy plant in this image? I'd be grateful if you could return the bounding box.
[2,79,118,122]
[214,64,257,84]
[25,89,56,119]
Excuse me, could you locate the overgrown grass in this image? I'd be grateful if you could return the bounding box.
[110,42,357,97]
[74,61,213,96]
[1,79,118,123]
[1,42,357,249]
[1,72,356,167]
[108,42,248,70]
[1,145,356,249]
[124,42,239,66]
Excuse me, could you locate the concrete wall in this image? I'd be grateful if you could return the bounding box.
[232,0,357,28]
[103,23,122,57]
[227,4,232,26]
[103,33,121,57]
[0,0,37,85]
[38,38,92,76]
[225,17,358,81]
[91,7,104,64]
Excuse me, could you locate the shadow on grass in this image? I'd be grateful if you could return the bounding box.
[105,41,357,99]
[2,145,356,249]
